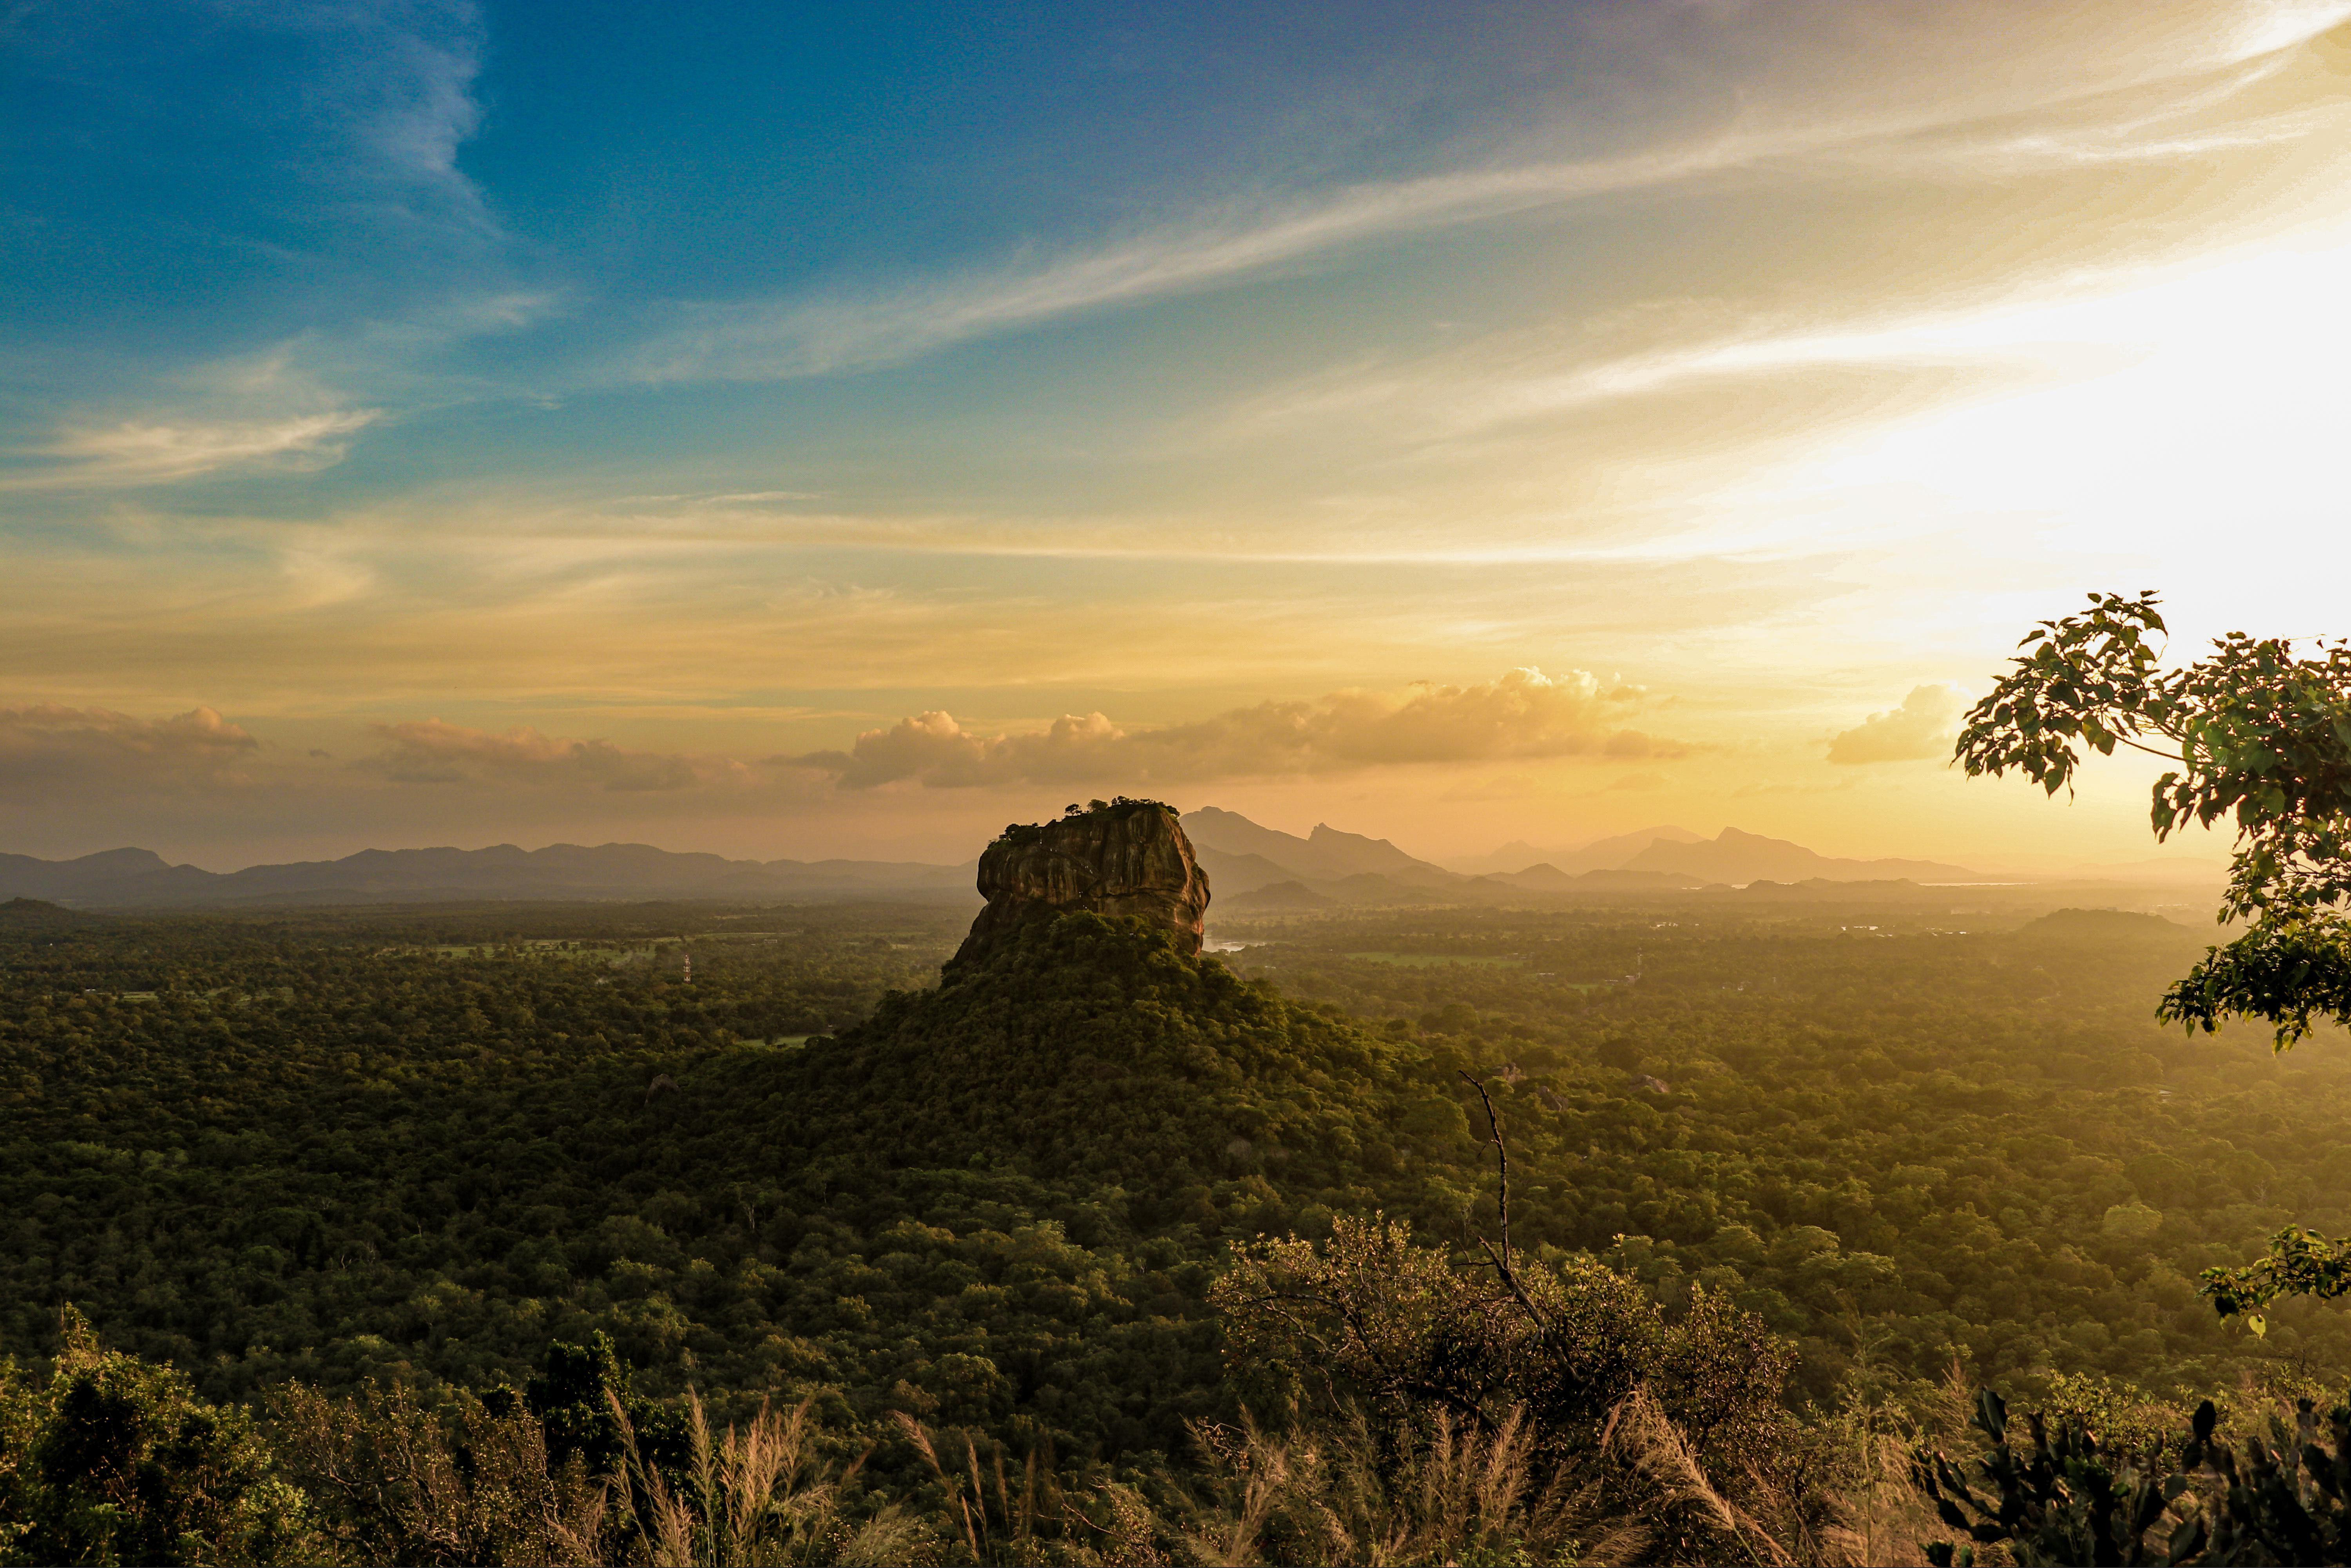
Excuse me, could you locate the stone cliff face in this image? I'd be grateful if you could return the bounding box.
[952,800,1211,967]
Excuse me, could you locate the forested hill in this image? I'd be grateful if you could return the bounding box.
[727,911,1422,1200]
[0,898,107,932]
[0,903,1498,1471]
[622,911,1487,1454]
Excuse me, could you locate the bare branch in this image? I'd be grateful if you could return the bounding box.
[1459,1071,1512,1269]
[1460,1070,1548,1331]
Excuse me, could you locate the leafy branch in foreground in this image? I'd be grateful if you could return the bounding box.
[2197,1229,2351,1338]
[1956,589,2351,1046]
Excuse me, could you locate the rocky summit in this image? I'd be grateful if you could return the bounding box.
[952,798,1210,966]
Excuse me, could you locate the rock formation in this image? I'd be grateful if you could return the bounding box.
[952,798,1211,967]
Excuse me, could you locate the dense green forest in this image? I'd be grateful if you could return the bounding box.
[6,889,2349,1562]
[1215,902,2351,1400]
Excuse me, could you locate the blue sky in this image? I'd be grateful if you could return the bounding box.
[4,0,2349,864]
[7,2,1600,400]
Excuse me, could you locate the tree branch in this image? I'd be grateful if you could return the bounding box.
[1459,1070,1548,1331]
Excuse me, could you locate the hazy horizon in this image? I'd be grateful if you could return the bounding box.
[7,2,2346,871]
[0,805,2231,885]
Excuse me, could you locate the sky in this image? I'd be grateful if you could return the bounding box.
[4,0,2349,870]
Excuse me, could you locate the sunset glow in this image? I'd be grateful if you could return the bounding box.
[6,0,2349,867]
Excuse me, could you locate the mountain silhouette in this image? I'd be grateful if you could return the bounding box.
[0,842,974,908]
[1181,808,1461,887]
[1450,826,1704,876]
[0,815,1988,909]
[1625,827,1979,885]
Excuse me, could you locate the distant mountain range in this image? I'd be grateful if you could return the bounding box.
[1444,824,1979,883]
[1181,813,1992,904]
[0,843,976,909]
[1621,827,1980,885]
[0,808,2190,912]
[1181,808,1463,889]
[1446,826,1703,876]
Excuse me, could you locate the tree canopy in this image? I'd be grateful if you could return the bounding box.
[1956,590,2351,1047]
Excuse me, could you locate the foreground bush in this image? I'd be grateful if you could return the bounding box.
[1,1250,1887,1567]
[269,1380,609,1564]
[1207,1212,1858,1564]
[0,1309,315,1564]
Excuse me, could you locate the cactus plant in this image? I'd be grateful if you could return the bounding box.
[1920,1387,2351,1565]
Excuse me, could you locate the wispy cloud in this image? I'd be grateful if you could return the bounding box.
[286,0,496,244]
[621,0,2349,386]
[0,0,510,495]
[795,668,1681,789]
[624,141,1771,383]
[1,335,412,491]
[1825,41,2341,178]
[9,410,384,489]
[1210,128,2351,492]
[2224,0,2351,58]
[357,718,754,792]
[356,6,485,182]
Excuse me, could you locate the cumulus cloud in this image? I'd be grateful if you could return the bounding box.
[796,668,1680,789]
[1827,684,1964,764]
[357,719,752,792]
[0,704,259,794]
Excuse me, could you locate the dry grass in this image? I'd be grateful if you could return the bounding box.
[890,1410,1075,1565]
[1177,1402,1575,1566]
[611,1389,915,1567]
[1597,1387,1800,1566]
[263,1358,1950,1566]
[1810,1428,1944,1568]
[1161,1388,1913,1568]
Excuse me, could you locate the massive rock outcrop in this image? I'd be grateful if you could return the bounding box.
[952,799,1210,967]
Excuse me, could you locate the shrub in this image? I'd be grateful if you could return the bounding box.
[0,1307,316,1565]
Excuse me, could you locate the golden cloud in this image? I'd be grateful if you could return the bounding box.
[1826,684,1963,764]
[0,704,260,794]
[796,668,1681,789]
